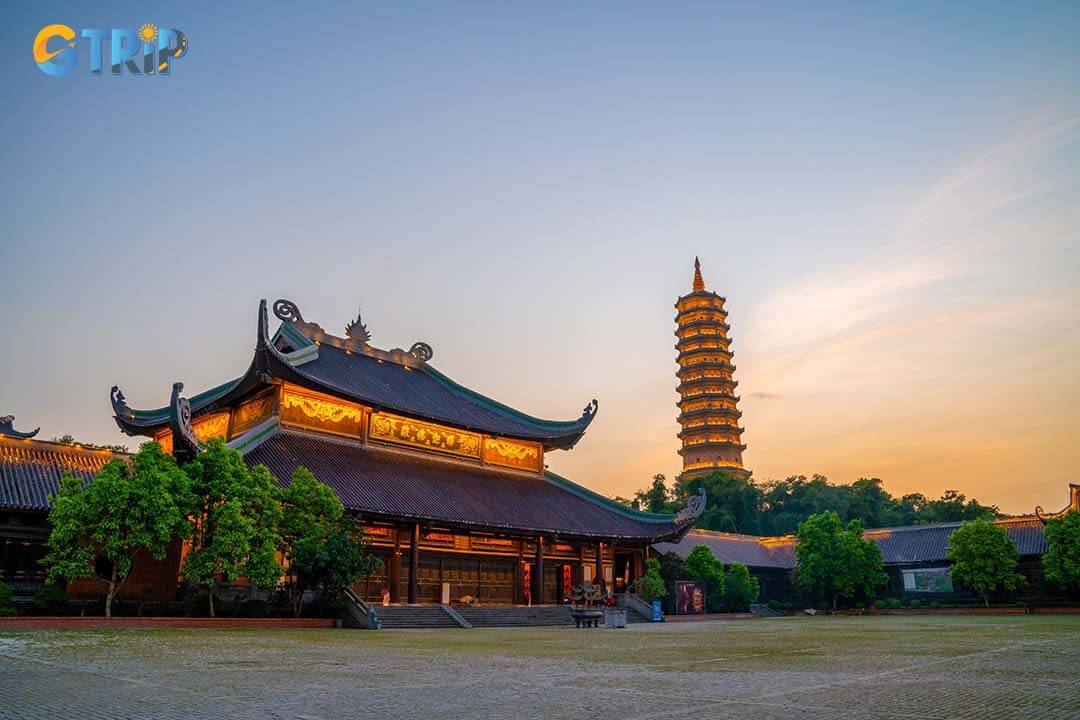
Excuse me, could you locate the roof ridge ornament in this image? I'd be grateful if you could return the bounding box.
[110,386,133,419]
[345,306,372,343]
[408,342,433,362]
[0,415,39,439]
[273,299,304,324]
[169,382,203,461]
[582,399,598,419]
[675,488,707,525]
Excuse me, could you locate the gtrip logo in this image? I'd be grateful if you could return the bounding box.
[34,24,188,76]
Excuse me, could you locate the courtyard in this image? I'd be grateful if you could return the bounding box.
[1,615,1078,719]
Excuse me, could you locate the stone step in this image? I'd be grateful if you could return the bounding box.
[374,606,462,629]
[457,606,575,627]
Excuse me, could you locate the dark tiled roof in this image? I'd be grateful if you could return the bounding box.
[0,438,122,511]
[656,518,1048,569]
[292,342,594,443]
[244,430,683,540]
[655,531,795,569]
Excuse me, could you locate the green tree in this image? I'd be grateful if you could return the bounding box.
[946,519,1024,607]
[1043,512,1080,592]
[684,544,725,610]
[633,474,676,514]
[631,558,666,604]
[278,467,379,616]
[182,439,282,617]
[722,563,760,612]
[0,581,16,616]
[656,551,686,614]
[795,511,886,611]
[41,442,189,617]
[677,471,763,534]
[920,490,998,524]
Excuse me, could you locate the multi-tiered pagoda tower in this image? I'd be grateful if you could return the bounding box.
[675,258,749,481]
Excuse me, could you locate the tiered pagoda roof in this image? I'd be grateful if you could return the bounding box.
[674,258,749,480]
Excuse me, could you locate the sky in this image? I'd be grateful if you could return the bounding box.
[2,2,1078,515]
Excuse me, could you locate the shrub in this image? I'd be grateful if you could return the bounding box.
[886,597,901,609]
[781,601,794,611]
[34,584,72,615]
[908,598,922,609]
[766,599,783,612]
[0,582,16,616]
[632,558,667,604]
[853,601,865,610]
[240,599,271,618]
[873,599,886,610]
[929,600,940,609]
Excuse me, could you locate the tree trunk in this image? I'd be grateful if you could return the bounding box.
[105,564,117,618]
[983,592,990,608]
[832,593,838,613]
[208,587,216,618]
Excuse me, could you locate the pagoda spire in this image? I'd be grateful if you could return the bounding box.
[692,256,705,292]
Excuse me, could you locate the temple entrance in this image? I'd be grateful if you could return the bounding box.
[614,553,635,593]
[378,553,516,605]
[542,562,576,604]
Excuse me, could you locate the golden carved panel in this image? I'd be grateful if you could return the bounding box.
[154,429,174,456]
[368,412,481,458]
[231,392,276,438]
[192,412,230,442]
[281,387,363,437]
[483,437,542,472]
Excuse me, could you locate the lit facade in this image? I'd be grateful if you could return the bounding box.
[675,258,750,481]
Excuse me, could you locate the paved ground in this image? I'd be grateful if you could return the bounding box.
[1,615,1078,719]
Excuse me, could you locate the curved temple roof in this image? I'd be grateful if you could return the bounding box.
[112,299,598,450]
[244,429,694,541]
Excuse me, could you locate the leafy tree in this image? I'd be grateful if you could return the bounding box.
[630,558,666,604]
[946,519,1024,606]
[1043,512,1080,592]
[677,471,763,534]
[920,490,998,524]
[795,512,886,611]
[684,544,725,610]
[41,442,189,617]
[633,474,677,514]
[722,563,760,611]
[182,439,282,617]
[0,581,16,616]
[656,551,686,614]
[278,467,379,616]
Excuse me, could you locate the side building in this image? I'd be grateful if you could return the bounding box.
[655,484,1079,604]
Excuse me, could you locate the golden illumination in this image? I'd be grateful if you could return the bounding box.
[192,412,229,442]
[483,437,543,472]
[280,386,364,436]
[369,412,481,458]
[154,429,174,456]
[231,392,276,437]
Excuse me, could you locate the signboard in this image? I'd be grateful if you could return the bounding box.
[902,567,954,593]
[675,580,706,614]
[369,411,481,458]
[652,599,664,622]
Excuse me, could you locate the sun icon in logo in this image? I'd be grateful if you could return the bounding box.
[138,23,158,45]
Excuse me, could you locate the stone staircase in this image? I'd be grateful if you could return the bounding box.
[456,605,575,628]
[749,603,784,618]
[374,605,463,629]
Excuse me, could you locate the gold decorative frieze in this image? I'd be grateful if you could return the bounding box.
[483,437,542,472]
[192,412,230,442]
[231,392,276,437]
[280,386,363,437]
[154,429,174,456]
[368,412,481,458]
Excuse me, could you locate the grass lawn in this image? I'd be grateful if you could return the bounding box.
[1,615,1077,719]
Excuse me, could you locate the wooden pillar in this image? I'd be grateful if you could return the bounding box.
[515,540,525,605]
[388,529,401,603]
[595,540,606,594]
[408,523,420,605]
[533,536,545,606]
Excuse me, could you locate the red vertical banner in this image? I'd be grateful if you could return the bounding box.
[523,563,532,606]
[562,564,572,599]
